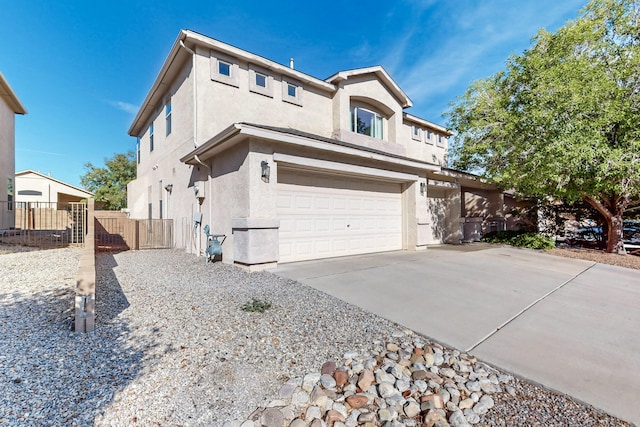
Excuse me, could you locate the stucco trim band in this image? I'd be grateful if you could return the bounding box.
[273,153,419,183]
[231,218,280,229]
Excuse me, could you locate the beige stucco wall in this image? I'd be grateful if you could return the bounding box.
[197,46,333,143]
[0,98,15,229]
[402,121,448,166]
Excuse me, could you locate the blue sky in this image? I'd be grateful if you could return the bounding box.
[1,0,587,188]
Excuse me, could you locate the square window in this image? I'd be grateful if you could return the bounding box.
[282,80,303,106]
[255,73,267,88]
[249,68,273,97]
[211,53,239,87]
[218,61,231,76]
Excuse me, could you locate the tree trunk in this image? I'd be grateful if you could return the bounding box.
[583,195,627,254]
[606,214,626,254]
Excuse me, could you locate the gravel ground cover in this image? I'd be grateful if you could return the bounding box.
[548,247,640,270]
[0,247,633,426]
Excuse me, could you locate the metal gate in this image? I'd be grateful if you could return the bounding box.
[0,201,87,247]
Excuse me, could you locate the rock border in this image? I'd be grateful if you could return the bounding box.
[225,337,515,427]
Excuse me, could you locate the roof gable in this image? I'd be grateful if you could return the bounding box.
[325,66,412,109]
[15,170,93,197]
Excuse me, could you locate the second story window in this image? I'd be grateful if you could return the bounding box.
[282,79,303,106]
[211,52,239,87]
[412,126,421,141]
[256,73,267,88]
[150,123,154,152]
[352,107,383,139]
[165,100,172,136]
[249,67,273,97]
[218,61,231,76]
[136,137,141,164]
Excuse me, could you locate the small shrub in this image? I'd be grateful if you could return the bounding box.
[241,298,272,313]
[483,230,554,250]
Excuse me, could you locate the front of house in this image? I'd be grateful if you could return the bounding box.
[127,30,507,270]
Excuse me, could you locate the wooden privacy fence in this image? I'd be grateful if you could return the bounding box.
[94,211,173,251]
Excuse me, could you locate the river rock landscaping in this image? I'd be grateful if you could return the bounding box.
[0,246,632,426]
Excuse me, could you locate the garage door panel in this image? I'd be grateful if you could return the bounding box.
[278,170,403,263]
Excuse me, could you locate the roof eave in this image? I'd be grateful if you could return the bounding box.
[130,30,338,137]
[179,124,243,164]
[0,72,27,115]
[128,30,190,137]
[181,123,440,172]
[403,113,453,136]
[183,31,336,93]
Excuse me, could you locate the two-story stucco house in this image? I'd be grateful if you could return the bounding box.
[0,72,27,230]
[127,30,507,270]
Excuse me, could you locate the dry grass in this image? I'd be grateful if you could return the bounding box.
[548,247,640,270]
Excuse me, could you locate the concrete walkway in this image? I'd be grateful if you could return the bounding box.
[272,245,640,425]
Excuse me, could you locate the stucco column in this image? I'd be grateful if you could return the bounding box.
[445,187,462,244]
[231,142,280,271]
[403,181,418,250]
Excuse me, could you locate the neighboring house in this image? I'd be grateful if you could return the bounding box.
[127,30,507,270]
[0,72,27,230]
[15,170,93,207]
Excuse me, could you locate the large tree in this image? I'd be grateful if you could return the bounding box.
[447,0,640,253]
[81,151,136,210]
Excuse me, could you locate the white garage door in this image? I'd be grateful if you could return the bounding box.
[277,169,403,263]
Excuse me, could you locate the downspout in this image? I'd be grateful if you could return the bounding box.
[179,40,198,148]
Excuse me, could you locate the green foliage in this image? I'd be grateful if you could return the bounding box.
[483,231,555,250]
[80,151,136,210]
[241,298,272,313]
[447,0,640,253]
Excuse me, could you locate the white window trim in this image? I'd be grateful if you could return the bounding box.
[352,106,384,140]
[411,125,422,141]
[165,99,172,136]
[425,129,434,145]
[437,134,446,147]
[282,78,303,106]
[210,51,239,87]
[249,66,273,98]
[150,122,155,152]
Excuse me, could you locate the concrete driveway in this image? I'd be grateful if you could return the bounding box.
[272,245,640,425]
